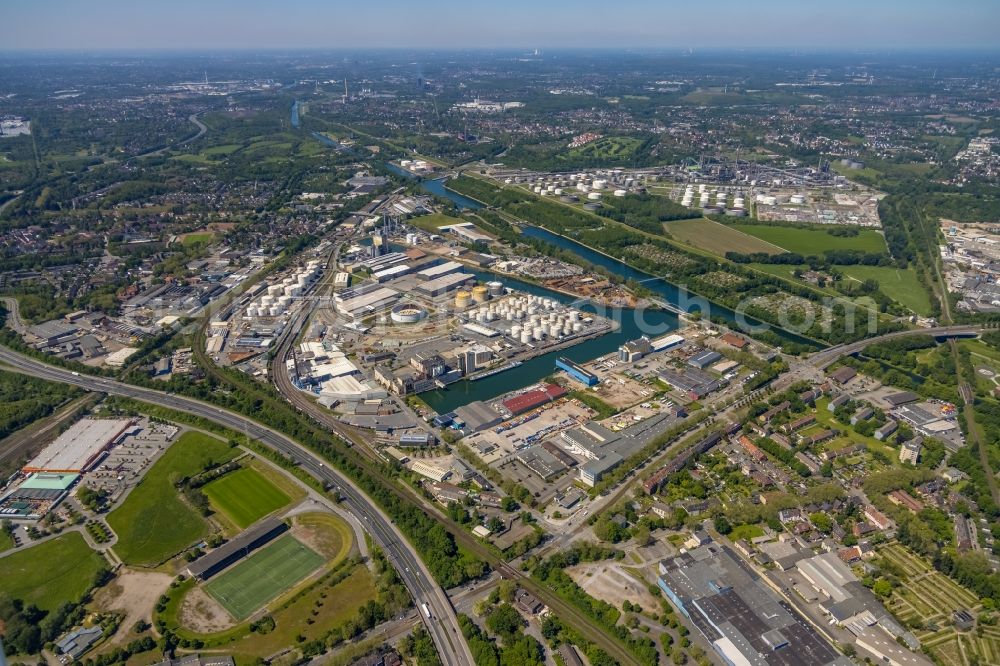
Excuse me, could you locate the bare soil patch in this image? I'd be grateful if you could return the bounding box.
[93,568,173,644]
[178,585,237,633]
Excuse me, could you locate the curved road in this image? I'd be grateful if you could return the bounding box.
[130,113,209,161]
[808,325,982,369]
[0,344,474,666]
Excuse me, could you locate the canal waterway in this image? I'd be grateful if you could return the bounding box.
[420,272,679,413]
[312,134,821,411]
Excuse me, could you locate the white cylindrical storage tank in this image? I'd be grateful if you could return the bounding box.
[533,326,544,341]
[569,311,580,322]
[572,322,583,333]
[698,184,707,193]
[791,194,806,204]
[520,331,532,344]
[487,281,504,296]
[269,306,280,317]
[613,189,627,197]
[554,188,563,195]
[534,186,542,194]
[268,285,282,296]
[247,306,258,318]
[262,295,275,306]
[550,324,561,338]
[592,179,607,190]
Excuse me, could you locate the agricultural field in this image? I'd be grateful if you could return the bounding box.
[203,466,292,530]
[0,532,105,613]
[108,431,237,566]
[204,534,324,620]
[839,265,932,316]
[664,218,784,256]
[731,223,887,254]
[879,544,993,666]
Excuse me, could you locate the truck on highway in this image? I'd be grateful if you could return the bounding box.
[421,602,431,619]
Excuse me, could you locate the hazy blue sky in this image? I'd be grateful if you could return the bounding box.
[3,0,998,51]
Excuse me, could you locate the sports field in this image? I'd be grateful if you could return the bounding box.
[203,467,291,529]
[108,431,237,566]
[664,218,784,256]
[0,532,105,612]
[731,224,886,254]
[205,534,323,620]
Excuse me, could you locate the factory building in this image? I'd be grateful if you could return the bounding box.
[415,272,475,297]
[555,357,599,386]
[336,286,401,319]
[658,542,853,666]
[415,261,463,281]
[502,384,567,416]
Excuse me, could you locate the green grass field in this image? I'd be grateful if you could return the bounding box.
[731,224,887,255]
[409,212,468,233]
[108,431,237,566]
[840,265,932,315]
[0,532,105,612]
[180,232,214,246]
[203,467,291,529]
[205,534,323,620]
[0,529,13,552]
[664,218,784,256]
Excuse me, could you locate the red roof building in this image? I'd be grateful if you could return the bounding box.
[721,333,748,349]
[738,435,767,462]
[502,384,567,416]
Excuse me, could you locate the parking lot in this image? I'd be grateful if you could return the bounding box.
[82,420,179,501]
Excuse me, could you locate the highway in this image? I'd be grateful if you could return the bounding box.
[808,324,982,368]
[0,344,474,666]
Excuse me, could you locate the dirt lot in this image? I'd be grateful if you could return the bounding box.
[583,360,659,410]
[566,562,662,612]
[178,585,237,633]
[93,568,174,644]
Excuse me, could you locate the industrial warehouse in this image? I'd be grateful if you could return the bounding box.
[22,418,134,474]
[658,541,854,666]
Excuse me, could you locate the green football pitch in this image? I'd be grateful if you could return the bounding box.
[204,534,324,620]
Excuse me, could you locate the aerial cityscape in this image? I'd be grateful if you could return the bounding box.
[2,3,1000,666]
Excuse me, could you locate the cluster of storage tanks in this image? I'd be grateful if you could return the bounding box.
[246,260,322,318]
[680,184,747,216]
[505,171,635,199]
[404,232,421,245]
[465,294,586,344]
[751,192,806,206]
[454,281,504,309]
